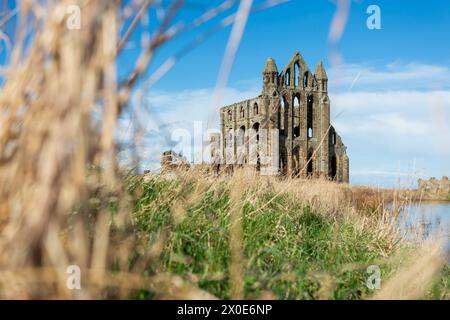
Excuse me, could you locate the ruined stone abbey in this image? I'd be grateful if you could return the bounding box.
[210,51,349,182]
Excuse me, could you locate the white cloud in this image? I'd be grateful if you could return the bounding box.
[328,63,450,91]
[331,90,450,157]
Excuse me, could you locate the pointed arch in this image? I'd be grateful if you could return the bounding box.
[252,122,260,142]
[307,95,313,138]
[285,69,290,86]
[303,72,308,88]
[294,62,300,87]
[279,95,288,136]
[253,102,259,115]
[278,97,285,135]
[293,94,301,137]
[249,122,260,166]
[294,95,300,108]
[237,125,246,146]
[236,125,246,164]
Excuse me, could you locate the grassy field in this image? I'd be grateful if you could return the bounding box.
[128,169,449,300]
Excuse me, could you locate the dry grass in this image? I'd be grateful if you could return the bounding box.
[0,0,256,299]
[372,239,446,300]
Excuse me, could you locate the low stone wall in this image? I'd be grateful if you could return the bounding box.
[417,176,450,200]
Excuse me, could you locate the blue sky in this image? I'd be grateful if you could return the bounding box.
[116,0,450,187]
[119,0,450,89]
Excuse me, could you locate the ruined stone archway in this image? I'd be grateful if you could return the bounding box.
[249,122,260,165]
[236,125,246,165]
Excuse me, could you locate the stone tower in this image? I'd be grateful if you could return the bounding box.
[214,51,349,182]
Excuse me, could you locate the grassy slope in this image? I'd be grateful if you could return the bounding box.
[130,173,448,300]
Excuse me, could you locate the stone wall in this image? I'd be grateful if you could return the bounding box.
[418,176,450,197]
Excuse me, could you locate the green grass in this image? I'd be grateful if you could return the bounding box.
[130,175,448,300]
[427,264,449,299]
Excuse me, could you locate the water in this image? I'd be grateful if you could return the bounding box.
[399,202,450,255]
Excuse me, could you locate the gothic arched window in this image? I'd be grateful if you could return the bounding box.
[253,103,258,115]
[226,129,233,148]
[294,95,300,108]
[307,95,313,138]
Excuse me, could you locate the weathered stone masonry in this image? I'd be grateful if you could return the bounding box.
[211,51,349,182]
[418,176,450,197]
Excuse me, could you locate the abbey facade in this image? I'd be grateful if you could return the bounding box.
[210,51,349,182]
